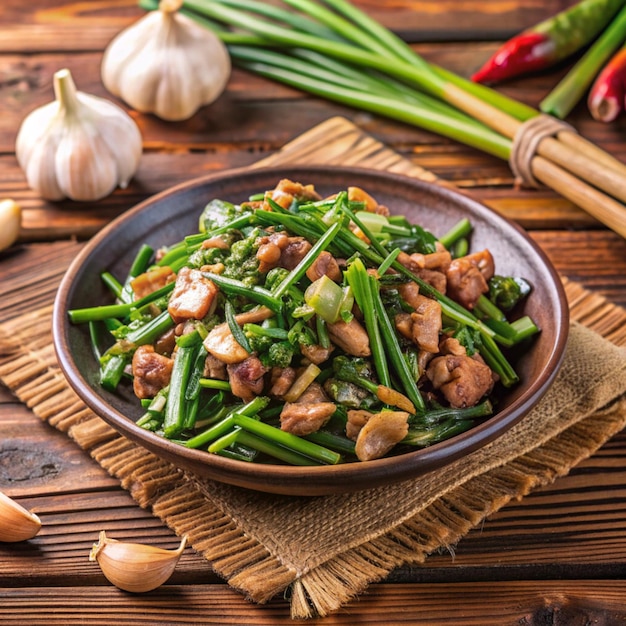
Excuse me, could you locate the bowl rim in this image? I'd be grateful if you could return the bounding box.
[52,164,570,494]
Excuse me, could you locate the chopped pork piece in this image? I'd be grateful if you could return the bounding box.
[305,251,342,283]
[296,381,329,404]
[354,411,410,461]
[426,354,495,408]
[256,233,292,274]
[416,268,447,294]
[281,382,334,433]
[203,323,250,364]
[410,295,442,353]
[300,343,334,365]
[256,239,283,274]
[153,328,176,356]
[131,345,174,399]
[130,266,175,300]
[395,295,442,353]
[203,353,227,380]
[445,249,495,310]
[279,237,313,270]
[397,281,422,310]
[227,356,269,402]
[346,409,374,441]
[263,179,321,211]
[347,186,389,215]
[280,383,335,436]
[167,267,218,324]
[395,312,413,341]
[201,235,230,250]
[409,243,452,272]
[327,317,371,357]
[202,307,273,363]
[234,306,274,325]
[466,249,496,279]
[396,256,447,294]
[269,367,297,399]
[439,336,466,356]
[397,251,421,273]
[417,349,435,377]
[280,402,336,436]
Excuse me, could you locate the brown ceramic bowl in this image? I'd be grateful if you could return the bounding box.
[52,166,569,496]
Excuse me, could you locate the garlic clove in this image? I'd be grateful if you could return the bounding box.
[89,531,187,593]
[0,491,42,542]
[16,68,142,202]
[0,199,22,252]
[101,0,231,121]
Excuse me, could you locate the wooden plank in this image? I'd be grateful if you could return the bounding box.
[0,580,625,624]
[0,1,571,53]
[3,402,626,585]
[0,403,119,497]
[2,137,615,243]
[3,46,624,157]
[531,230,626,308]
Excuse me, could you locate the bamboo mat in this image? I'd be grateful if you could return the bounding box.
[2,117,626,619]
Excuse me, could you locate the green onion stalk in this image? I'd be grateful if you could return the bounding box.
[540,4,626,119]
[139,0,626,216]
[138,0,515,157]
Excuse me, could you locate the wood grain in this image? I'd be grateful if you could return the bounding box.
[0,1,571,53]
[0,578,625,624]
[3,2,626,623]
[4,47,624,241]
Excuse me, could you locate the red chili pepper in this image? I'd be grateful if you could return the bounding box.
[472,0,626,84]
[588,45,626,122]
[471,32,555,83]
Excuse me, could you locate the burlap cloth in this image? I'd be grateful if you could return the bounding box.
[2,118,626,619]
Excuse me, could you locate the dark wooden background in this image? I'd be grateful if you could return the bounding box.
[2,1,626,623]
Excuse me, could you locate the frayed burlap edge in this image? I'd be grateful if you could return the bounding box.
[1,279,626,619]
[287,398,626,617]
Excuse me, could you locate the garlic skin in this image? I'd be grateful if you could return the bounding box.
[16,68,142,201]
[89,531,187,593]
[101,0,231,121]
[0,199,21,252]
[0,491,42,542]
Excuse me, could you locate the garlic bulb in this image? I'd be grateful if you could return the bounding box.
[89,531,187,593]
[101,0,231,121]
[0,199,21,252]
[0,491,42,542]
[16,68,142,201]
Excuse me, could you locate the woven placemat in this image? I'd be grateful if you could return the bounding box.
[2,118,626,619]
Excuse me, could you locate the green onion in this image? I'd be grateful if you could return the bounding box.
[370,275,425,414]
[345,258,390,388]
[232,413,342,464]
[304,274,345,324]
[272,218,343,299]
[540,5,626,119]
[439,218,472,250]
[198,378,232,391]
[243,323,289,340]
[186,396,269,448]
[234,430,324,465]
[100,272,124,300]
[202,272,283,311]
[68,282,175,324]
[377,248,401,276]
[125,310,175,346]
[99,354,128,392]
[163,331,203,438]
[225,300,253,353]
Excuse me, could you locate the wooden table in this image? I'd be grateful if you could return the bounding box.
[2,1,626,623]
